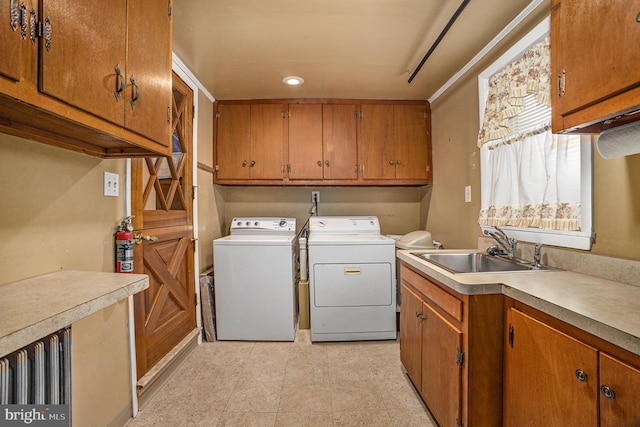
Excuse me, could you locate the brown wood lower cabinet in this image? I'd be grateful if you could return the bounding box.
[399,263,503,427]
[504,300,640,427]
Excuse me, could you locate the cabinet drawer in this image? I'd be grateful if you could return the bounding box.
[401,264,462,322]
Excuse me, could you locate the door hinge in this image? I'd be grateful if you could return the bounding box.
[194,293,198,306]
[191,238,198,252]
[557,69,566,97]
[215,164,219,171]
[192,185,198,200]
[508,324,514,348]
[456,347,465,367]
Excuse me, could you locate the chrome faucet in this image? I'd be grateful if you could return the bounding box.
[486,227,517,259]
[533,243,542,269]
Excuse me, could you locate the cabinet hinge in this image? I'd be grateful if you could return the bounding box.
[557,69,566,97]
[215,112,220,119]
[215,165,219,171]
[168,0,172,17]
[456,347,465,367]
[167,106,171,123]
[508,324,514,348]
[191,238,198,252]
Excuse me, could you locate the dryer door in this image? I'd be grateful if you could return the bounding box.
[313,263,393,307]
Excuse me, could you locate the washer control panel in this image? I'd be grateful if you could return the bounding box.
[230,217,296,235]
[309,216,380,234]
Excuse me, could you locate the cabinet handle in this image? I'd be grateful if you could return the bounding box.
[19,3,27,39]
[43,16,51,51]
[317,160,322,166]
[636,12,640,23]
[242,160,248,166]
[250,160,256,167]
[325,160,330,167]
[415,311,426,321]
[575,369,588,383]
[389,160,395,165]
[114,65,125,101]
[10,0,19,31]
[600,385,615,400]
[396,160,402,165]
[29,8,37,44]
[130,75,140,108]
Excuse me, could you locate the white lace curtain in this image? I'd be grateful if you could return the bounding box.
[478,38,582,231]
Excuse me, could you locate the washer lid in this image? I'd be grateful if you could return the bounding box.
[308,234,395,245]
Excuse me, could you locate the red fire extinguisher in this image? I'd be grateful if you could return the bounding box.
[115,216,134,273]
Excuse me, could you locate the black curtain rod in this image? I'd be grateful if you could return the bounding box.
[408,0,471,83]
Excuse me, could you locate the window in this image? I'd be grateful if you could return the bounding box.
[477,17,593,250]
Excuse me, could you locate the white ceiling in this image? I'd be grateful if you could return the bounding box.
[172,0,548,101]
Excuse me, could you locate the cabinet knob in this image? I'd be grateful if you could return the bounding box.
[317,160,322,166]
[250,160,256,167]
[600,385,615,400]
[396,160,402,165]
[325,160,330,166]
[415,311,426,322]
[636,12,640,23]
[389,160,395,165]
[575,369,588,383]
[242,160,248,166]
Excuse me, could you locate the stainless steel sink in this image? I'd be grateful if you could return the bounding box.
[413,252,555,274]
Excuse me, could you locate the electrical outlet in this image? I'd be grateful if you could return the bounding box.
[464,185,471,203]
[311,191,320,203]
[104,171,119,197]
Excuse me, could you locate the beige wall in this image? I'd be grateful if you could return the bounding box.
[0,134,132,423]
[428,5,640,261]
[222,186,426,237]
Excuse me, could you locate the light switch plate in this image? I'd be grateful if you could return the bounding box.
[104,172,119,197]
[464,185,471,203]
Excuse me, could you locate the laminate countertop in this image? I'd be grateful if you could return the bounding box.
[0,270,149,356]
[398,249,640,356]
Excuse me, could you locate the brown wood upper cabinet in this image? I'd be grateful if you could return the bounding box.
[359,103,431,182]
[214,99,431,186]
[551,0,640,133]
[0,0,173,157]
[215,103,286,181]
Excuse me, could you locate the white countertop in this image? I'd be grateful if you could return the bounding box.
[0,270,149,356]
[398,249,640,356]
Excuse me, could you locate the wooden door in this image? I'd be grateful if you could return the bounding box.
[421,301,462,427]
[323,104,358,180]
[503,308,598,427]
[288,103,323,180]
[599,353,640,426]
[399,284,424,389]
[394,104,430,180]
[126,0,172,146]
[216,104,251,180]
[40,0,126,126]
[132,72,195,379]
[250,104,285,179]
[359,104,395,180]
[551,0,640,130]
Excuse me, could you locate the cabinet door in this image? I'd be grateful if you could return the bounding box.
[599,353,640,427]
[126,0,172,146]
[399,284,424,388]
[421,301,462,427]
[394,104,430,180]
[0,0,25,81]
[359,104,395,179]
[250,104,285,180]
[288,104,323,180]
[503,308,598,427]
[40,0,127,127]
[551,0,640,131]
[323,104,358,180]
[216,104,251,180]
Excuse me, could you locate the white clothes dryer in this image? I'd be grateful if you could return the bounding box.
[213,217,297,341]
[308,216,396,342]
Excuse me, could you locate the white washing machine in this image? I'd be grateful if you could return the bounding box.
[308,216,396,342]
[213,217,297,341]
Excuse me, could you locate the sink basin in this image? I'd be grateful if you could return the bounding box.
[413,252,551,274]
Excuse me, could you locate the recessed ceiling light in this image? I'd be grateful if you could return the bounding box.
[283,76,304,86]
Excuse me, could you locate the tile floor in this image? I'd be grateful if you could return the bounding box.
[127,329,436,426]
